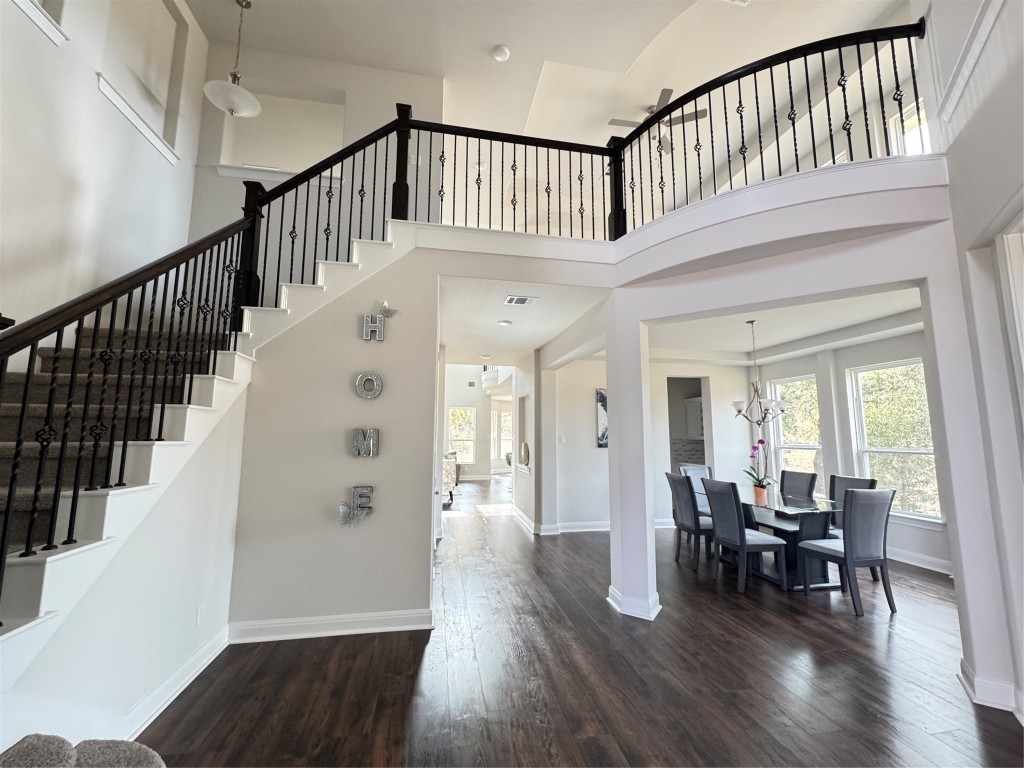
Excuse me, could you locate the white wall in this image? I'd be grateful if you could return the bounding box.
[229,256,438,634]
[1,0,208,322]
[511,353,536,525]
[2,394,246,744]
[188,44,443,242]
[554,359,608,530]
[760,331,954,573]
[443,364,492,480]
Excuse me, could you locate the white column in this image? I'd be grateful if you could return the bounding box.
[815,350,844,479]
[535,358,559,534]
[606,303,660,620]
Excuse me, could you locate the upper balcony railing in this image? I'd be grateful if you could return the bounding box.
[238,17,926,307]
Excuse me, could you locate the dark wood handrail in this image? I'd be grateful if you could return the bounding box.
[257,119,400,206]
[408,119,613,157]
[0,217,252,357]
[617,18,927,148]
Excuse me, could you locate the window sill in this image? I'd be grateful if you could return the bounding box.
[12,0,68,46]
[889,512,945,531]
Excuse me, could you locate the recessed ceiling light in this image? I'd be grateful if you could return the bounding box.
[497,320,513,327]
[480,354,492,360]
[491,45,511,63]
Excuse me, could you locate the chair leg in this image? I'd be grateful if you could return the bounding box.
[870,566,880,582]
[880,562,897,613]
[675,528,682,563]
[846,564,864,616]
[801,553,811,596]
[712,544,720,579]
[705,536,713,558]
[838,564,848,593]
[686,532,692,546]
[691,532,701,571]
[737,547,748,593]
[777,546,788,591]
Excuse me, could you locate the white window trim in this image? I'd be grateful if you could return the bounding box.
[849,358,943,522]
[11,0,68,47]
[769,375,822,490]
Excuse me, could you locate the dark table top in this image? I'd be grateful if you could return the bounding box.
[696,485,838,533]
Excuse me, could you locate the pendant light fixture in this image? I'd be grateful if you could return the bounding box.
[203,0,261,118]
[731,320,787,429]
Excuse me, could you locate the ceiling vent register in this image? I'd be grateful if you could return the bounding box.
[504,296,537,306]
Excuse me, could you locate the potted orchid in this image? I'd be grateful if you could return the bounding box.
[743,437,775,507]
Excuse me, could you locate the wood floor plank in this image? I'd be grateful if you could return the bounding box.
[138,478,1024,767]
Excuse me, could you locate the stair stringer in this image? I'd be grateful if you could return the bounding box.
[235,224,412,357]
[0,351,253,693]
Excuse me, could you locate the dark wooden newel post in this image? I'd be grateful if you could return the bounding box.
[391,103,412,222]
[235,180,266,329]
[606,136,626,241]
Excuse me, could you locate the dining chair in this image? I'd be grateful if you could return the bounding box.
[679,463,714,523]
[828,474,879,580]
[798,488,897,616]
[665,473,714,570]
[780,470,817,502]
[702,478,788,593]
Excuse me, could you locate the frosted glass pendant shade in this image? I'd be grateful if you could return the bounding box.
[203,79,261,118]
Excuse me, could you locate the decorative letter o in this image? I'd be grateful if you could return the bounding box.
[355,371,383,399]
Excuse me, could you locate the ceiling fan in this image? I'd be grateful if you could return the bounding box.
[608,88,707,130]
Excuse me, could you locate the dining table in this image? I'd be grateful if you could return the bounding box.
[695,485,842,591]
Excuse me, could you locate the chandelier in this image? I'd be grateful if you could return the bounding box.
[731,320,786,428]
[203,0,261,118]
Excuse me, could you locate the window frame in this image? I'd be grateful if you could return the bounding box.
[849,357,942,521]
[768,375,823,495]
[447,406,476,465]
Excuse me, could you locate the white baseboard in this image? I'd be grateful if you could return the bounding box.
[229,608,434,644]
[458,474,492,481]
[607,586,662,621]
[512,505,536,536]
[887,546,953,575]
[127,627,229,738]
[958,658,1019,716]
[557,521,610,533]
[654,517,675,529]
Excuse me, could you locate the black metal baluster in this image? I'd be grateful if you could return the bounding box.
[439,142,447,223]
[499,142,504,230]
[288,187,299,283]
[656,126,666,215]
[28,331,62,551]
[668,109,678,211]
[183,252,206,405]
[681,103,690,205]
[67,315,103,542]
[274,196,284,306]
[343,156,353,261]
[86,308,118,490]
[889,40,906,152]
[536,146,540,235]
[213,240,235,372]
[628,143,636,228]
[312,173,323,266]
[693,103,703,200]
[545,148,551,235]
[578,150,586,237]
[856,45,873,158]
[11,344,38,555]
[770,66,783,175]
[838,47,855,161]
[589,153,596,239]
[558,149,564,236]
[754,71,766,181]
[463,135,469,228]
[488,140,494,229]
[205,241,227,374]
[786,61,799,172]
[103,293,134,487]
[708,92,718,194]
[115,281,148,486]
[138,275,162,439]
[358,148,368,237]
[736,79,748,186]
[452,134,458,226]
[907,37,924,154]
[721,85,734,190]
[821,51,836,165]
[476,138,482,228]
[511,145,519,232]
[301,181,311,283]
[804,56,817,168]
[414,131,422,221]
[189,247,216,405]
[321,171,333,265]
[260,199,272,306]
[568,150,573,238]
[601,150,607,240]
[427,133,434,224]
[144,274,170,440]
[640,131,648,223]
[381,134,389,240]
[159,266,188,441]
[46,318,85,549]
[873,41,891,156]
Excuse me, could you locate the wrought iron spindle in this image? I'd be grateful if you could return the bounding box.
[838,47,855,161]
[770,66,783,175]
[856,45,873,159]
[821,51,836,165]
[754,71,766,181]
[873,41,891,156]
[804,56,817,168]
[736,79,748,186]
[27,331,62,552]
[115,282,147,486]
[67,315,103,542]
[786,61,799,172]
[86,307,118,491]
[722,85,734,190]
[102,293,133,488]
[45,319,84,549]
[11,343,38,555]
[707,91,718,194]
[889,39,906,150]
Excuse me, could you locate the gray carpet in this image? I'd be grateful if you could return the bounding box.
[0,735,164,768]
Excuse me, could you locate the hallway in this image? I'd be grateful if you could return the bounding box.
[140,480,1023,766]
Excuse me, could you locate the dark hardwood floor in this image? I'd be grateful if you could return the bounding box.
[139,478,1023,767]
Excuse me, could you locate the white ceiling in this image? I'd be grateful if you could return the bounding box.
[439,277,607,364]
[648,288,921,353]
[184,0,907,142]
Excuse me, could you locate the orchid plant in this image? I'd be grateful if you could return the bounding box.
[742,437,775,488]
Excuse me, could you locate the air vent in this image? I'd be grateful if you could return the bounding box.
[468,381,478,388]
[504,295,537,306]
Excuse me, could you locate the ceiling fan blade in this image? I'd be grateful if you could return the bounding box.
[656,88,673,111]
[664,108,709,126]
[608,118,642,128]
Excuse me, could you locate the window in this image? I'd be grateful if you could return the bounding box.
[890,107,931,156]
[447,407,476,464]
[770,376,823,494]
[490,410,513,461]
[851,360,940,518]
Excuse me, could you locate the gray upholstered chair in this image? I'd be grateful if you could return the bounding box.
[780,469,817,502]
[828,474,879,580]
[665,472,714,570]
[678,464,714,542]
[798,488,897,616]
[702,478,788,593]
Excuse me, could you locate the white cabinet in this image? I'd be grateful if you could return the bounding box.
[684,397,704,440]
